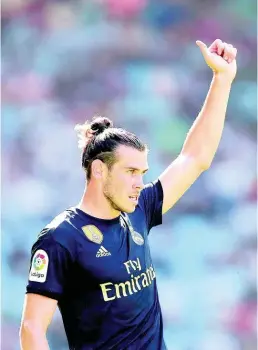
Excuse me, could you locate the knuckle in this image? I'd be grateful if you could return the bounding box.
[225,46,231,54]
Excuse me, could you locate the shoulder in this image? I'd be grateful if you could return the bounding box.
[138,179,164,208]
[130,180,164,231]
[34,209,80,256]
[142,179,163,196]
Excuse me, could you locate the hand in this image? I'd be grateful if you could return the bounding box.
[196,39,237,82]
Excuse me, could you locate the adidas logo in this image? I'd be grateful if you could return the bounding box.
[96,246,111,258]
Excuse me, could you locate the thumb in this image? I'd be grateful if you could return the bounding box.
[196,40,209,59]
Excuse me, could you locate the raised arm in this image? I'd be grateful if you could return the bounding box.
[159,39,238,214]
[20,293,57,350]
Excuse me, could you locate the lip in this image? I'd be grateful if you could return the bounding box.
[129,195,139,204]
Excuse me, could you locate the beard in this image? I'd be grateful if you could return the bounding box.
[103,176,133,213]
[103,181,123,211]
[105,194,122,212]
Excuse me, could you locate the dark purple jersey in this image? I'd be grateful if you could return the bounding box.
[26,180,167,350]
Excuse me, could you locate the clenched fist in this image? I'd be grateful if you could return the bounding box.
[196,39,237,82]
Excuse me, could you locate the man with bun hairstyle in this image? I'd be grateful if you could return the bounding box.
[20,39,237,350]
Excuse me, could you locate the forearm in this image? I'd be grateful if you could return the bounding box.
[181,73,233,169]
[20,325,50,350]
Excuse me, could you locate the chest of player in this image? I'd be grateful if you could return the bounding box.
[75,218,153,286]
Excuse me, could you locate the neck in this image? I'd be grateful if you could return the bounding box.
[77,182,121,220]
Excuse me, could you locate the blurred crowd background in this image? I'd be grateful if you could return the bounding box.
[1,0,257,349]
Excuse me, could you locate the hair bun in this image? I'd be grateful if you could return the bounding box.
[90,116,113,136]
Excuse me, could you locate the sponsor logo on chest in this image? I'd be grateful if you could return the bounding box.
[100,257,156,301]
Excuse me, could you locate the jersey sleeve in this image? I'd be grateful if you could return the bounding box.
[26,232,73,300]
[139,179,164,232]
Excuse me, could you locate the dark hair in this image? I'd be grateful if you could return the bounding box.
[76,116,147,181]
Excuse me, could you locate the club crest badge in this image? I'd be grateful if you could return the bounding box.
[82,225,103,244]
[131,231,144,246]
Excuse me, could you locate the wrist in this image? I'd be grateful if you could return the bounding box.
[213,72,234,86]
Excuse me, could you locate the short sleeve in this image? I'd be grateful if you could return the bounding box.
[139,179,164,232]
[26,232,73,300]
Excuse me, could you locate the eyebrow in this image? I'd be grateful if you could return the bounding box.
[125,167,149,174]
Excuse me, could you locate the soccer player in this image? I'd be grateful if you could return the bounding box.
[20,39,237,350]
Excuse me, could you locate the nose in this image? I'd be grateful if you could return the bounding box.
[133,176,144,191]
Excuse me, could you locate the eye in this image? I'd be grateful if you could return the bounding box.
[127,169,136,174]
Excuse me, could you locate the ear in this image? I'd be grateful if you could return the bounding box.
[91,159,106,179]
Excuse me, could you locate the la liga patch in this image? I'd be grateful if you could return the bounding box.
[29,249,49,283]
